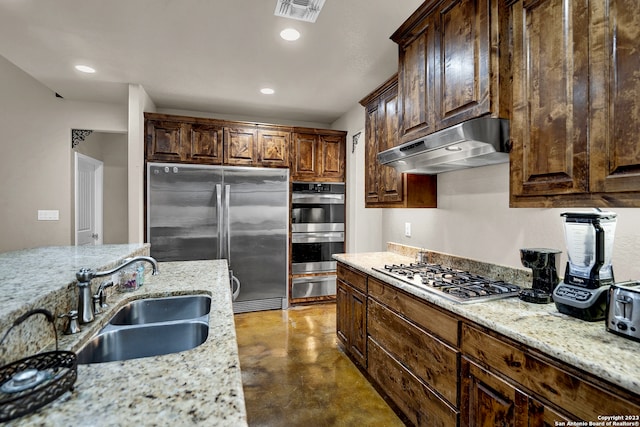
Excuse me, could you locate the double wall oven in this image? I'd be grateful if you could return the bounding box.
[291,182,345,300]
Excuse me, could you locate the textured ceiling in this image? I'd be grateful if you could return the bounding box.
[0,0,424,125]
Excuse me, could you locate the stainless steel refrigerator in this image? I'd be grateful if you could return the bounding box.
[146,162,289,313]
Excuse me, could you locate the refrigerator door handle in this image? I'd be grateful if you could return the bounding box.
[225,184,231,263]
[216,184,223,259]
[230,270,240,301]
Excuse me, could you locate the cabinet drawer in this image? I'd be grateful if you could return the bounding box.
[368,338,458,427]
[368,298,459,406]
[336,263,367,293]
[461,323,640,420]
[368,277,459,346]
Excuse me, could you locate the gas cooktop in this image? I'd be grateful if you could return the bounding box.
[372,262,521,304]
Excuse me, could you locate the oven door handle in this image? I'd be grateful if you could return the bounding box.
[292,193,345,204]
[292,232,344,243]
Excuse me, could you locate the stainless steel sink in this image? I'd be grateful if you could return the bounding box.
[109,295,211,325]
[77,294,211,364]
[77,321,209,364]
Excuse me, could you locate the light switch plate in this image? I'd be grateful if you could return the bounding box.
[38,210,59,221]
[404,222,411,237]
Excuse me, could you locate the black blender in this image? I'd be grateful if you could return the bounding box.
[519,248,561,304]
[553,211,617,321]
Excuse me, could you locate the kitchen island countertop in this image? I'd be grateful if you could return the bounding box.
[0,245,246,426]
[334,251,640,397]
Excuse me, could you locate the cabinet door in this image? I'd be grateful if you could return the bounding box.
[510,0,590,199]
[434,0,492,129]
[364,103,381,205]
[528,397,570,427]
[336,280,349,348]
[224,126,257,166]
[319,134,345,180]
[292,133,319,179]
[461,357,529,427]
[258,127,289,168]
[146,120,185,162]
[378,85,404,203]
[368,298,458,405]
[589,0,640,193]
[190,123,223,164]
[349,287,367,367]
[368,338,459,427]
[398,18,437,144]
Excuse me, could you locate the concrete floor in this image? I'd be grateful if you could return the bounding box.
[234,304,404,427]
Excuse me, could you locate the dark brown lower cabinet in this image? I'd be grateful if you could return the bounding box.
[461,357,569,427]
[367,281,460,426]
[368,339,458,427]
[336,264,367,368]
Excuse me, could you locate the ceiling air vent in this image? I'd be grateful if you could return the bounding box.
[274,0,326,23]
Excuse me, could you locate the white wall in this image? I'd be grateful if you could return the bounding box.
[128,84,156,243]
[335,102,640,282]
[0,55,127,252]
[332,103,383,253]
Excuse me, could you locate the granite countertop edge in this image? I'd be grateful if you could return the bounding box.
[334,251,640,397]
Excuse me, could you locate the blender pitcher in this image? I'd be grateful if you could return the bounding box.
[561,211,617,289]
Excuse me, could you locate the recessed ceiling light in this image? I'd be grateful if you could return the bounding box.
[75,65,96,74]
[280,28,300,41]
[260,88,275,95]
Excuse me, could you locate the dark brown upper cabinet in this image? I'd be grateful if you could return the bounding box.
[509,0,640,207]
[360,75,437,208]
[290,129,346,182]
[224,125,257,166]
[258,127,291,168]
[145,113,338,175]
[391,0,510,145]
[146,116,223,164]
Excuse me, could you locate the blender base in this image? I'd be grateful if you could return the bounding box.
[553,284,608,321]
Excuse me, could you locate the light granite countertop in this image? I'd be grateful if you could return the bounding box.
[334,250,640,397]
[0,245,247,426]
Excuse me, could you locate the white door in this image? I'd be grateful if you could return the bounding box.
[75,153,103,245]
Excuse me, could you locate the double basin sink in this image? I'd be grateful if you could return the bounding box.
[77,295,211,364]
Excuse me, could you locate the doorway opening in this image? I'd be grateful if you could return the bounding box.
[75,152,103,245]
[73,131,128,245]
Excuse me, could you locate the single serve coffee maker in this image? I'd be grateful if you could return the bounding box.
[519,248,561,304]
[553,211,617,321]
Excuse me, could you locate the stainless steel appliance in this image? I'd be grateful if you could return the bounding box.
[553,211,617,321]
[291,182,345,298]
[147,163,289,313]
[607,281,640,342]
[372,263,521,304]
[519,248,561,304]
[377,117,510,174]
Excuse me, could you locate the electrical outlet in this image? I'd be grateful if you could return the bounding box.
[38,210,59,221]
[404,222,411,237]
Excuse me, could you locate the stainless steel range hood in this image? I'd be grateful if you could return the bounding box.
[377,117,510,174]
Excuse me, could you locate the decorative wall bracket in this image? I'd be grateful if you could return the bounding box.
[71,129,93,148]
[352,131,362,154]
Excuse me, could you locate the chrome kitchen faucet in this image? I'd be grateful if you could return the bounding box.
[75,256,159,324]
